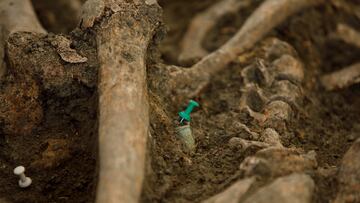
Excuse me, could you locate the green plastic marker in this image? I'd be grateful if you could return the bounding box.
[179,100,199,124]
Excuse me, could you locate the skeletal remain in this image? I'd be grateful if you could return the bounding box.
[241,105,267,123]
[233,121,260,140]
[334,23,360,49]
[228,137,270,151]
[201,177,255,203]
[241,59,274,87]
[179,0,252,64]
[331,0,360,22]
[269,80,302,106]
[271,54,304,83]
[321,24,360,91]
[239,155,269,177]
[263,38,297,61]
[240,148,317,178]
[242,173,315,203]
[259,128,283,148]
[321,62,360,91]
[79,1,162,202]
[0,0,46,34]
[263,100,293,131]
[0,0,46,80]
[51,35,88,63]
[334,138,360,203]
[167,0,324,100]
[240,85,268,113]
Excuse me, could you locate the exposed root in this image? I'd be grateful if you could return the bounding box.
[321,62,360,91]
[179,0,252,64]
[166,0,324,101]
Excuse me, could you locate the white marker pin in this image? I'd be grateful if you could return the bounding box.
[13,166,32,188]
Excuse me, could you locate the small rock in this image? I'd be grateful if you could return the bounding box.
[202,177,255,203]
[243,173,315,203]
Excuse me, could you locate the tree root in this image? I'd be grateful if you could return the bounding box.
[179,0,252,64]
[165,0,324,102]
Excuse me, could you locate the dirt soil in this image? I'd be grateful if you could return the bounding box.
[0,0,359,203]
[143,0,360,203]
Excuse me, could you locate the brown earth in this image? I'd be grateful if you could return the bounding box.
[0,0,359,203]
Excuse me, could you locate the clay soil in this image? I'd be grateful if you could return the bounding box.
[0,0,360,203]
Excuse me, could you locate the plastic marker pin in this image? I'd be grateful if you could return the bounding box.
[14,166,32,188]
[179,100,199,124]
